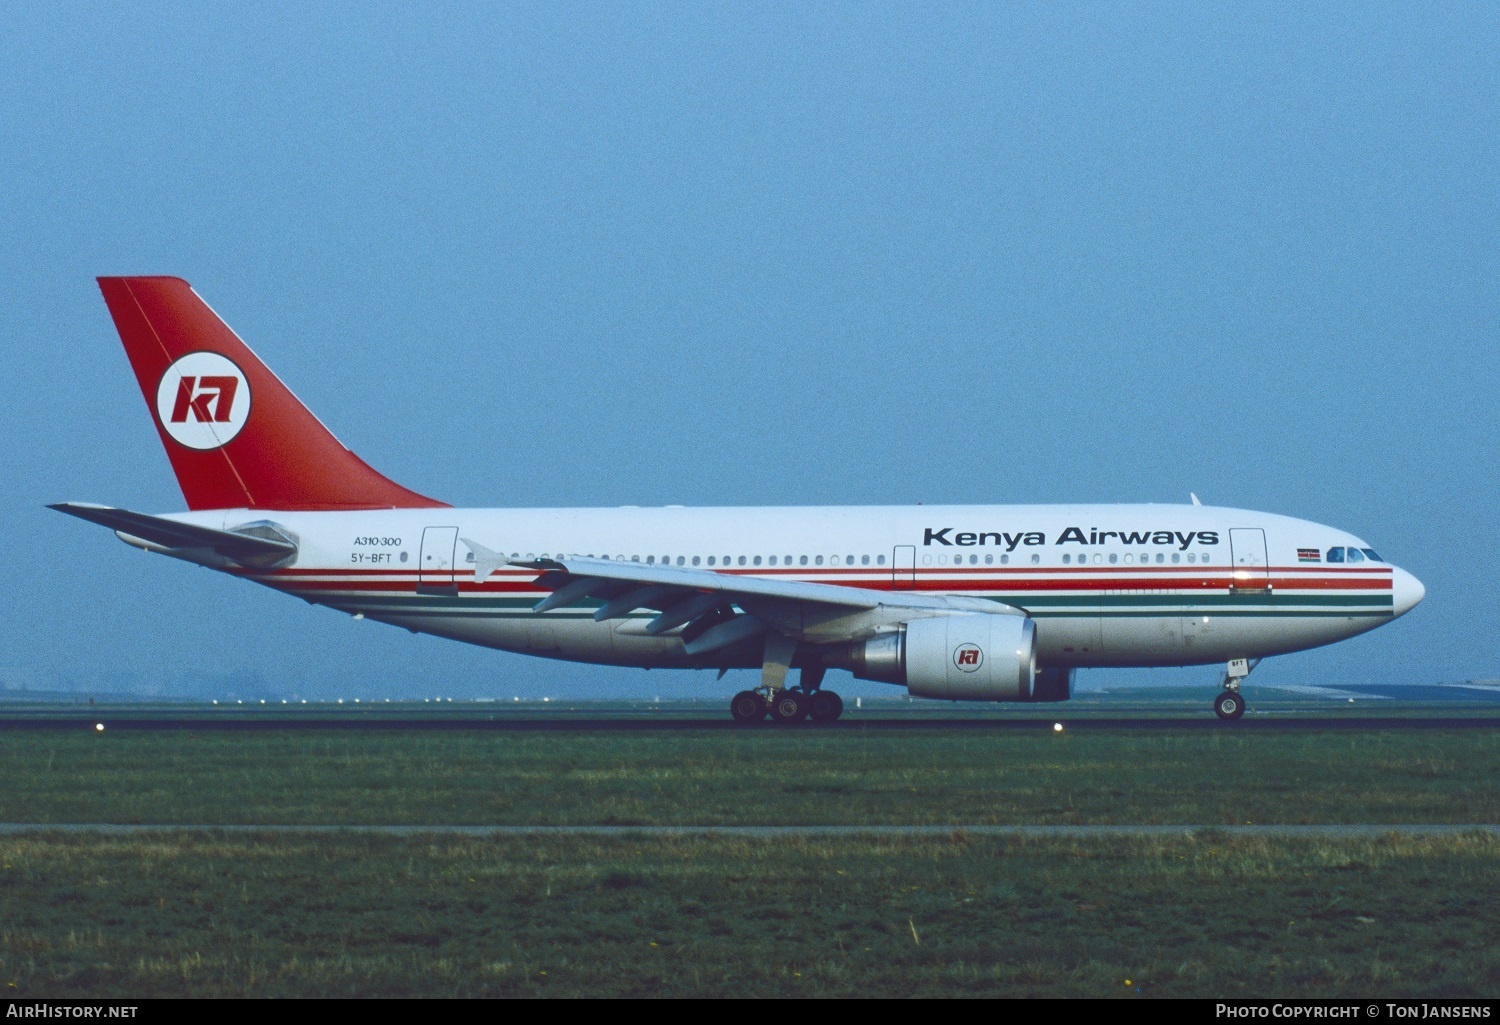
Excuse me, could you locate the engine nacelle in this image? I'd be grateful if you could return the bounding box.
[847,614,1040,701]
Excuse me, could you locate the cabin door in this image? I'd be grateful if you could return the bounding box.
[1229,528,1269,591]
[419,526,459,592]
[892,546,916,588]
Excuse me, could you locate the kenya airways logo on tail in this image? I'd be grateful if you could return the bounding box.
[154,353,251,450]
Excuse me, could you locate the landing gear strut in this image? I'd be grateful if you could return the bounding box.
[1212,657,1258,721]
[728,650,844,724]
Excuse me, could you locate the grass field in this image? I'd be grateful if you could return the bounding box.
[0,830,1495,998]
[1,727,1496,997]
[0,729,1495,825]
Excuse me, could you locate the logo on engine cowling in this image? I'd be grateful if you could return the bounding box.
[954,644,983,672]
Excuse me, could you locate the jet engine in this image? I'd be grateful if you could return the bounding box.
[843,614,1041,701]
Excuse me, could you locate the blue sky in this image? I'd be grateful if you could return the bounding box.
[2,2,1495,699]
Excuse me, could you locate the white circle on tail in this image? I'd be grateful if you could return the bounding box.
[155,352,251,450]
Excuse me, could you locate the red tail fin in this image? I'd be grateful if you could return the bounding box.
[97,276,447,511]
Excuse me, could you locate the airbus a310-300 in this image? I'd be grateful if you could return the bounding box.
[53,277,1425,723]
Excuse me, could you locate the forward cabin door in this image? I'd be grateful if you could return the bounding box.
[1229,528,1270,592]
[419,526,459,593]
[892,545,916,589]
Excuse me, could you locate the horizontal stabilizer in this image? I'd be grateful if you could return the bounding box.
[49,503,296,565]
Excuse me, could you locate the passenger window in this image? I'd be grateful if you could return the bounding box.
[1062,554,1071,564]
[1093,553,1102,565]
[862,555,870,565]
[1201,554,1209,564]
[785,556,793,565]
[1171,553,1180,563]
[847,555,855,565]
[768,556,777,566]
[707,556,715,566]
[815,555,824,566]
[877,555,886,565]
[938,554,948,565]
[1124,554,1133,564]
[984,554,993,565]
[1346,548,1364,563]
[1186,553,1195,564]
[1109,553,1118,564]
[831,556,841,566]
[1031,554,1040,565]
[646,556,655,564]
[1001,554,1009,565]
[800,556,809,566]
[1327,547,1344,563]
[753,556,762,566]
[1156,554,1165,564]
[692,556,700,566]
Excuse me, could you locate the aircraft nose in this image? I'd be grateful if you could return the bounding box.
[1392,566,1425,617]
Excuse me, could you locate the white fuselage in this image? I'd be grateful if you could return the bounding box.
[159,502,1422,675]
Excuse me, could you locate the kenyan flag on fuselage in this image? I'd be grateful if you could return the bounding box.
[1298,548,1321,562]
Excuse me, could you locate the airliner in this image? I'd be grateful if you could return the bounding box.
[52,277,1424,723]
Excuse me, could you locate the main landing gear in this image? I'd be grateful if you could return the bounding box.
[731,685,845,724]
[731,663,844,725]
[1212,657,1259,721]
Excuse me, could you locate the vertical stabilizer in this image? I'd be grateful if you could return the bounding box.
[97,276,447,511]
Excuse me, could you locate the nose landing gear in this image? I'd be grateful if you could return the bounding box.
[1212,657,1259,721]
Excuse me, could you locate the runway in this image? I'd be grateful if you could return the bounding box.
[1,715,1497,731]
[0,823,1495,837]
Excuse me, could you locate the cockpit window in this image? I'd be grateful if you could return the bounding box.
[1361,548,1383,562]
[1346,548,1365,563]
[1326,547,1345,562]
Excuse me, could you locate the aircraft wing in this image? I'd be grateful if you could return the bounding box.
[49,502,297,566]
[464,540,1021,656]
